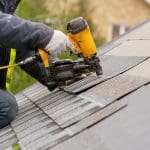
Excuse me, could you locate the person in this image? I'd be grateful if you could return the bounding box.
[0,0,74,129]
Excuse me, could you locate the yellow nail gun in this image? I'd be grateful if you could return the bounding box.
[39,17,103,90]
[67,17,102,75]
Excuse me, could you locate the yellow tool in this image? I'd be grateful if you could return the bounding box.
[67,17,102,75]
[67,17,97,58]
[38,49,50,68]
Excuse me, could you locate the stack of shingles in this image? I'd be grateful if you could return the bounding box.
[20,86,102,149]
[20,85,125,150]
[12,83,71,150]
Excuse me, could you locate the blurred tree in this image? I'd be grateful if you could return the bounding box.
[16,0,48,21]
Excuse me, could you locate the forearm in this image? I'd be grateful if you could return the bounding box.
[0,11,54,50]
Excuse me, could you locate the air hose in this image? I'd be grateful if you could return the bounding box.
[0,56,37,70]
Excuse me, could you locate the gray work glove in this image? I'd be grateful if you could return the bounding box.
[45,30,75,58]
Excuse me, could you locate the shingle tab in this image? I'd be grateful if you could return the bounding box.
[20,124,60,145]
[62,75,108,94]
[60,105,101,128]
[80,74,148,105]
[26,131,70,150]
[31,90,65,105]
[42,94,75,110]
[50,98,89,119]
[0,138,18,150]
[67,100,127,135]
[11,110,43,127]
[15,118,53,139]
[0,132,16,143]
[13,114,48,133]
[0,126,18,150]
[0,126,12,137]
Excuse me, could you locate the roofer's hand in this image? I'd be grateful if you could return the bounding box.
[45,30,75,56]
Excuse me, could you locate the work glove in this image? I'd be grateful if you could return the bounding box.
[45,30,75,57]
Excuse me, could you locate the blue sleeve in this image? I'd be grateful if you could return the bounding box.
[0,11,54,50]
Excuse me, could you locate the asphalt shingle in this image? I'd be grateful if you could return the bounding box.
[0,126,18,150]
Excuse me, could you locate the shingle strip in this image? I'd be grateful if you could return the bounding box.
[54,103,101,127]
[60,105,101,128]
[26,131,69,150]
[0,126,18,150]
[33,91,65,105]
[0,126,12,137]
[12,114,48,133]
[0,132,15,143]
[42,95,75,111]
[23,89,51,102]
[18,104,36,115]
[67,100,127,135]
[15,107,40,121]
[63,75,108,94]
[49,98,88,118]
[0,137,18,150]
[11,110,43,127]
[20,124,60,145]
[80,75,148,106]
[15,119,53,139]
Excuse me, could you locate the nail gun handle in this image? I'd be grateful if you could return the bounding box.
[38,49,50,68]
[67,34,82,55]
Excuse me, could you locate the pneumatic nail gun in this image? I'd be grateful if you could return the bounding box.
[39,17,103,90]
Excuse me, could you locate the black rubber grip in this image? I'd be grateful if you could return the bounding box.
[67,17,88,34]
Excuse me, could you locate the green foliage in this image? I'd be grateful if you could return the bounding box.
[47,5,81,33]
[16,0,48,21]
[13,143,21,150]
[10,67,36,94]
[59,50,78,60]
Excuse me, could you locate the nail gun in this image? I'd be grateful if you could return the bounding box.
[39,17,103,90]
[0,17,102,91]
